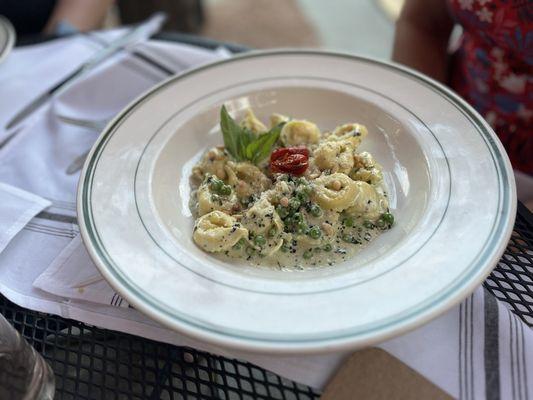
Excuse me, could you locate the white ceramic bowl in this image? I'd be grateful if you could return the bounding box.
[78,50,516,354]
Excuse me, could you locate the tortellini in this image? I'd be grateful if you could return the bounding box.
[328,123,368,148]
[280,120,321,146]
[345,181,388,220]
[241,108,267,134]
[193,211,248,252]
[313,140,354,174]
[191,147,229,181]
[311,173,358,212]
[265,180,292,203]
[225,161,271,199]
[196,182,239,216]
[270,113,290,128]
[350,151,383,185]
[190,108,394,268]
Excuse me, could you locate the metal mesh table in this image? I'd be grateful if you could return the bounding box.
[0,203,530,399]
[0,299,319,400]
[484,202,533,325]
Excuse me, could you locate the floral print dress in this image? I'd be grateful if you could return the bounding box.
[447,0,532,174]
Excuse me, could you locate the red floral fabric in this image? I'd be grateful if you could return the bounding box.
[447,0,532,174]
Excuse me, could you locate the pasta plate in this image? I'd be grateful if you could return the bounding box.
[78,50,516,354]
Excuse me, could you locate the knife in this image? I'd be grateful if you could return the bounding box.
[4,12,166,131]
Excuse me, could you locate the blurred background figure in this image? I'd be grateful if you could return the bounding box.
[393,0,532,202]
[0,0,113,36]
[0,0,395,55]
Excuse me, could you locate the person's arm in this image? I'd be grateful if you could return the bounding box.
[43,0,114,34]
[392,0,454,82]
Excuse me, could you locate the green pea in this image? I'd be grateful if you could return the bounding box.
[296,190,309,203]
[363,220,374,229]
[268,226,277,237]
[219,185,232,196]
[281,243,290,252]
[343,216,354,227]
[209,178,224,192]
[381,212,394,226]
[342,233,353,243]
[276,206,289,219]
[289,198,301,211]
[323,243,332,252]
[303,249,313,259]
[254,235,266,246]
[233,241,242,250]
[296,221,308,234]
[292,212,303,223]
[245,247,255,256]
[301,185,312,195]
[308,226,321,239]
[309,204,322,217]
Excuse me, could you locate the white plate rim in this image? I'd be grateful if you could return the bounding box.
[77,49,516,354]
[0,16,15,64]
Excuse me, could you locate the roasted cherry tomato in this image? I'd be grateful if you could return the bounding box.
[270,147,309,176]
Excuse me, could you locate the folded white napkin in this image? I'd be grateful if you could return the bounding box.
[33,235,130,307]
[0,30,531,398]
[0,183,51,252]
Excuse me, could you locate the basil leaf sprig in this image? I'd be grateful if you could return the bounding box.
[220,105,284,165]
